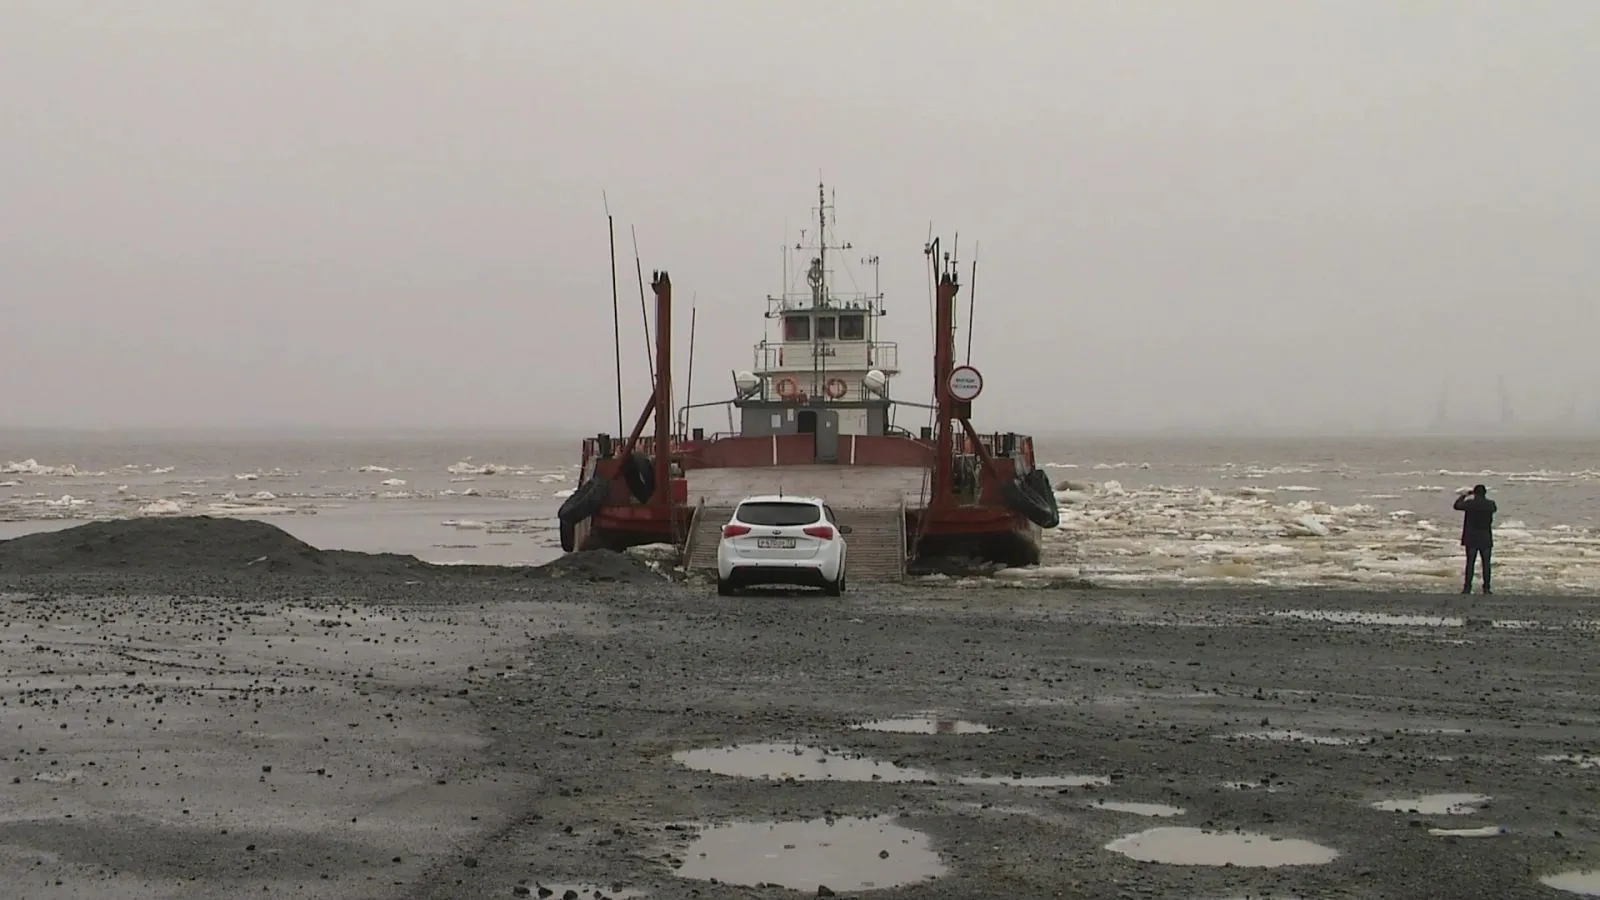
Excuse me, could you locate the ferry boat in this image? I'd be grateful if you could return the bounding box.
[558,184,1059,580]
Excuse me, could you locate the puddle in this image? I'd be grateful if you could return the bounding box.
[672,743,934,782]
[1104,827,1339,867]
[672,816,945,892]
[528,884,643,900]
[1539,754,1600,769]
[856,717,994,734]
[1371,793,1489,815]
[1224,729,1366,746]
[1542,870,1600,895]
[674,743,1104,788]
[1430,825,1505,838]
[1274,610,1462,627]
[1089,800,1185,817]
[957,773,1109,788]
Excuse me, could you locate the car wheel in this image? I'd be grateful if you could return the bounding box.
[823,576,842,598]
[717,578,736,597]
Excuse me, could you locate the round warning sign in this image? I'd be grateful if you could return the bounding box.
[948,365,984,401]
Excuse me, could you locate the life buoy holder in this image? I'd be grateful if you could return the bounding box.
[774,377,799,399]
[824,378,848,400]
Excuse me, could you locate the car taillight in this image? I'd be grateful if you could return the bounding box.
[722,524,752,538]
[803,525,834,540]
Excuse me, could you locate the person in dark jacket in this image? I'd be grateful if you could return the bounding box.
[1453,484,1497,594]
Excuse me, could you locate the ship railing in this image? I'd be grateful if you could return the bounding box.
[752,340,898,372]
[679,497,705,562]
[897,496,909,569]
[581,434,698,461]
[765,292,882,315]
[959,431,1028,461]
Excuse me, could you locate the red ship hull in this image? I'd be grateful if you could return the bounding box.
[570,429,1047,569]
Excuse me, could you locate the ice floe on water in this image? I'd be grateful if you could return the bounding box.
[1042,477,1600,594]
[138,500,184,516]
[446,459,568,479]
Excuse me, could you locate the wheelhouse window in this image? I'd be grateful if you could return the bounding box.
[839,314,866,340]
[816,316,837,339]
[783,315,810,341]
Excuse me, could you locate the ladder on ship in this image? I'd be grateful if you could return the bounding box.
[682,500,907,583]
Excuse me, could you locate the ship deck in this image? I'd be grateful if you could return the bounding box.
[685,465,928,509]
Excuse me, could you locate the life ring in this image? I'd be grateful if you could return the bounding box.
[824,378,848,400]
[775,377,799,399]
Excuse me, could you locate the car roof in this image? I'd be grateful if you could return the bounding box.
[736,495,825,506]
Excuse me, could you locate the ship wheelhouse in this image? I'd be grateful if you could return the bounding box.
[730,209,903,454]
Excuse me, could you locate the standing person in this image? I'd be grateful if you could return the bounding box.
[1453,484,1497,594]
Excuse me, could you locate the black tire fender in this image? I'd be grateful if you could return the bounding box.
[558,475,610,525]
[1024,467,1053,500]
[620,452,656,503]
[1003,475,1061,529]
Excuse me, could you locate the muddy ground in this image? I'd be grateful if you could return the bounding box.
[1,535,1598,898]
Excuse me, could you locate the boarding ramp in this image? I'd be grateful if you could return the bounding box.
[682,502,905,583]
[833,505,907,583]
[684,502,733,572]
[680,466,913,583]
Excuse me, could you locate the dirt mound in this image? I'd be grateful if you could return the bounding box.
[0,517,672,584]
[524,549,665,584]
[0,516,427,577]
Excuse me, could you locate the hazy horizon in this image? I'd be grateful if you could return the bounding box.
[5,2,1597,434]
[6,421,1600,446]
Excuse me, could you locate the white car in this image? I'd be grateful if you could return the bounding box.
[715,495,851,596]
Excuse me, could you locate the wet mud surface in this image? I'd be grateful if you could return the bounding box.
[1,520,1599,898]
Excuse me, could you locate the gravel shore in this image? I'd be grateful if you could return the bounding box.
[1,519,1597,899]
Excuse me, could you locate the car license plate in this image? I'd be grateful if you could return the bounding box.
[757,538,796,549]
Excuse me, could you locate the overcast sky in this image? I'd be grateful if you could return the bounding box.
[3,1,1597,435]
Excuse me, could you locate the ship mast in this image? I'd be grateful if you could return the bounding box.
[816,180,827,309]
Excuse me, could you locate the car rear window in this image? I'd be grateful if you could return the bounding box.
[736,502,822,527]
